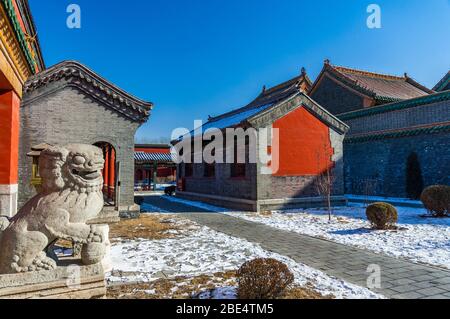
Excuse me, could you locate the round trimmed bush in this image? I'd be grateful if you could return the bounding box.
[420,185,450,217]
[366,202,398,230]
[237,258,294,299]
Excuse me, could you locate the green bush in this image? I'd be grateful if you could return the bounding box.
[420,185,450,217]
[237,258,294,299]
[366,202,398,230]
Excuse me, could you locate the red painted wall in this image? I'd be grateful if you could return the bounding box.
[0,91,20,184]
[272,106,333,176]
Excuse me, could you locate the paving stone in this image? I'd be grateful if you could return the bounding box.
[432,277,450,285]
[412,274,437,282]
[413,281,436,289]
[415,287,447,296]
[388,278,416,285]
[422,295,450,299]
[391,291,424,299]
[390,284,420,293]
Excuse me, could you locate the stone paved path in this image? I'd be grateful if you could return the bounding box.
[142,195,450,299]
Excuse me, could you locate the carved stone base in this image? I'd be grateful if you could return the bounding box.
[0,263,106,299]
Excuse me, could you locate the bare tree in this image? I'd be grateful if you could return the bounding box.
[314,138,335,221]
[315,167,334,221]
[361,178,378,208]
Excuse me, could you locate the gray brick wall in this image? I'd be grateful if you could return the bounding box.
[310,75,366,115]
[183,162,257,200]
[342,97,450,197]
[344,132,450,197]
[18,87,140,211]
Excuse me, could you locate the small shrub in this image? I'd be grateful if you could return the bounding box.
[366,202,398,230]
[420,185,450,217]
[237,258,294,299]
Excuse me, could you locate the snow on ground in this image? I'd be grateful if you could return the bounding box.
[155,183,176,191]
[107,214,383,299]
[226,206,450,270]
[163,195,450,270]
[196,287,237,299]
[163,195,238,212]
[140,202,170,213]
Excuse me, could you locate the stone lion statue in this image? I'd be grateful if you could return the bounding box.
[0,144,106,274]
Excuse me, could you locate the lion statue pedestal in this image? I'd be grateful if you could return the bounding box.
[0,144,111,299]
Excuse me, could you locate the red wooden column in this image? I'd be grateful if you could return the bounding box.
[0,91,20,217]
[103,146,110,196]
[108,146,115,200]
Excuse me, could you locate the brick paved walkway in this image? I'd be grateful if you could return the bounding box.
[142,195,450,299]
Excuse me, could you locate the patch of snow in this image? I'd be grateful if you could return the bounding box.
[155,183,176,191]
[346,194,421,204]
[346,194,423,207]
[107,216,383,299]
[196,286,237,299]
[224,206,450,269]
[141,203,170,213]
[199,103,275,133]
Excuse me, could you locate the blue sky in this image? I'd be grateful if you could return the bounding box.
[29,0,450,142]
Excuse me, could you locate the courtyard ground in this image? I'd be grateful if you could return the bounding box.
[162,195,450,269]
[106,213,381,299]
[130,194,450,299]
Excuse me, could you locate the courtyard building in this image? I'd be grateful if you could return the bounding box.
[134,143,176,190]
[310,60,449,198]
[0,0,44,217]
[175,69,349,211]
[18,60,153,217]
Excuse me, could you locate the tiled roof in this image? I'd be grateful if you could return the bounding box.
[199,71,312,132]
[338,90,450,121]
[23,61,153,123]
[433,71,450,92]
[345,122,450,144]
[134,152,174,163]
[312,61,433,103]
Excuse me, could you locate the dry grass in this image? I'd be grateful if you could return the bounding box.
[259,211,273,217]
[109,215,182,240]
[107,271,237,299]
[336,216,350,224]
[107,271,331,300]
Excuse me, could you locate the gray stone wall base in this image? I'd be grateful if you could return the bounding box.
[258,196,348,211]
[177,191,257,211]
[0,263,106,299]
[177,191,347,212]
